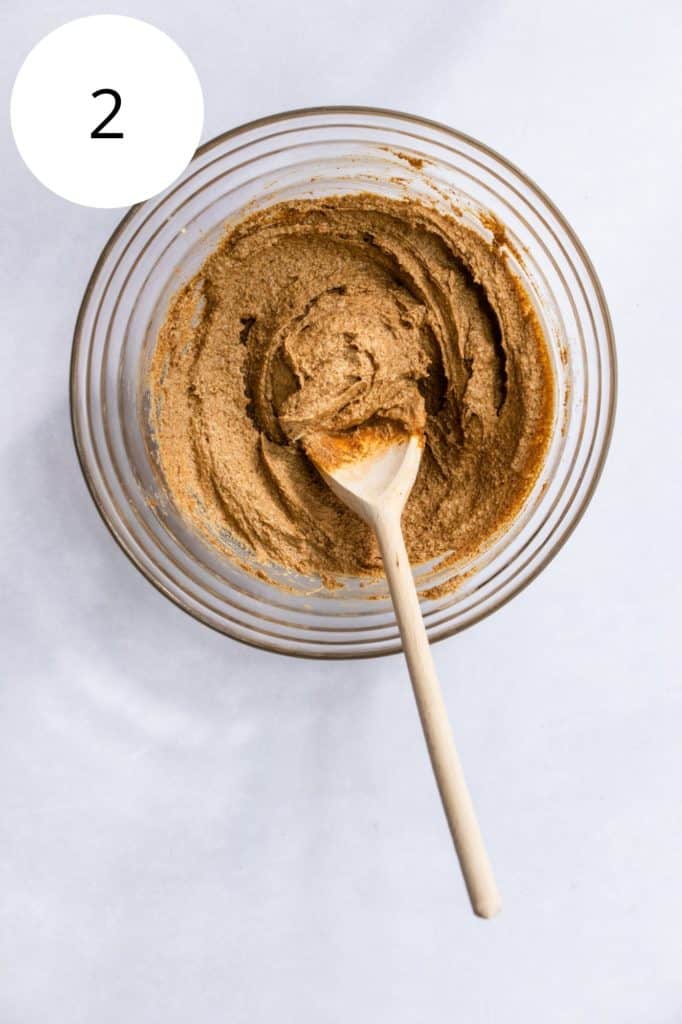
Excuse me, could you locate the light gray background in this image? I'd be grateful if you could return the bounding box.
[1,2,681,1021]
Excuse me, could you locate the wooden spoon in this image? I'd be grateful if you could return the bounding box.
[306,427,501,919]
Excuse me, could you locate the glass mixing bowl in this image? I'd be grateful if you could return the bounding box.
[70,107,616,657]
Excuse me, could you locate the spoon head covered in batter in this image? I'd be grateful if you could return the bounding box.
[305,425,423,526]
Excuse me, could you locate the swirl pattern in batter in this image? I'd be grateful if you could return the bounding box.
[149,193,554,585]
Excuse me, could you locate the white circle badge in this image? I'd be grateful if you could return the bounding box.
[10,16,204,208]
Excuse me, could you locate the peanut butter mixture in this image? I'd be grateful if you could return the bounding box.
[149,194,554,584]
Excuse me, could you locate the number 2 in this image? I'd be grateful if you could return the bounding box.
[91,88,123,139]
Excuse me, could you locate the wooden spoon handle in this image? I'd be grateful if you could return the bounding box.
[374,512,501,919]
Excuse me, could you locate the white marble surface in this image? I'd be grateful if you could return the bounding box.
[1,2,681,1021]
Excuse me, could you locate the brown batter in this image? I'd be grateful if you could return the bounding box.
[149,193,554,585]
